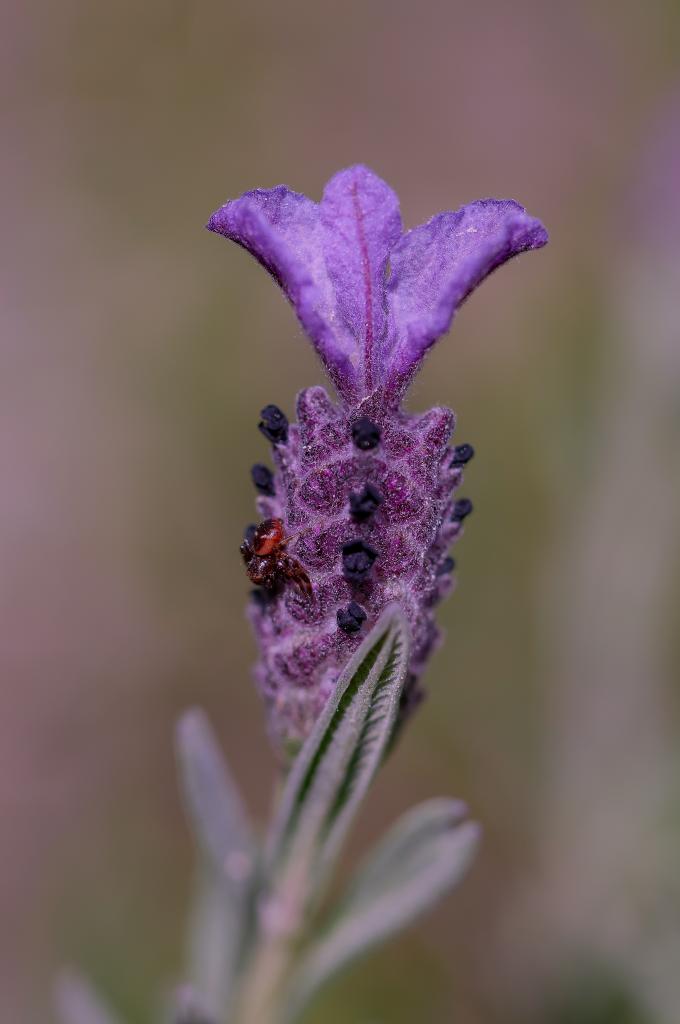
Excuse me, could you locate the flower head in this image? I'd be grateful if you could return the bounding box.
[209,166,547,754]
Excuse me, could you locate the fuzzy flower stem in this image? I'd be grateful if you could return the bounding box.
[233,936,291,1024]
[233,854,311,1024]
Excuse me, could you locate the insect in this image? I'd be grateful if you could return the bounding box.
[240,518,312,598]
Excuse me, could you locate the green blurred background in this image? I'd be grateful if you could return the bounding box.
[2,2,680,1021]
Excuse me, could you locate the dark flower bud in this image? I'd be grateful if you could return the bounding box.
[175,1011,216,1024]
[389,672,427,748]
[451,443,475,466]
[452,498,474,521]
[244,523,258,546]
[351,417,381,450]
[251,463,275,496]
[349,483,383,522]
[342,539,378,582]
[337,600,367,634]
[437,556,456,575]
[172,987,217,1024]
[400,672,426,718]
[259,404,289,444]
[250,587,272,608]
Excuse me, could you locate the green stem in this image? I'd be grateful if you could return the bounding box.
[232,929,292,1024]
[232,866,309,1024]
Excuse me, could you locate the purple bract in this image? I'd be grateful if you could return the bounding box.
[208,165,547,754]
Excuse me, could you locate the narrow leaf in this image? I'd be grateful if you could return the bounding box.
[285,799,480,1020]
[184,866,243,1017]
[54,970,123,1024]
[318,619,410,880]
[175,708,254,875]
[265,606,410,901]
[175,709,257,1015]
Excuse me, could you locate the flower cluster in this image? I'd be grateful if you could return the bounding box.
[209,166,547,753]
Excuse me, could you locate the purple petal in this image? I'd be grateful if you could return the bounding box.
[207,186,359,401]
[385,200,548,399]
[320,166,402,394]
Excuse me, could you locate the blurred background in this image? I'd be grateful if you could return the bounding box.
[2,1,680,1021]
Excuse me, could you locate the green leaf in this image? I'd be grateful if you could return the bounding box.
[183,866,246,1018]
[175,709,257,1015]
[265,605,410,903]
[175,709,254,875]
[54,970,123,1024]
[285,799,480,1020]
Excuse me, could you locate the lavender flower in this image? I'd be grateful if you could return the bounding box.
[209,165,547,753]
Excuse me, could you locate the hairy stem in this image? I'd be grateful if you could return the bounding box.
[232,863,308,1024]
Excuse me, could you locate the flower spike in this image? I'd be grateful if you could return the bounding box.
[209,167,547,751]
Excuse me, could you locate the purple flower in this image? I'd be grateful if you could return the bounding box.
[209,166,547,754]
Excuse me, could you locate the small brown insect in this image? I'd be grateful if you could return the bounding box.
[241,518,312,598]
